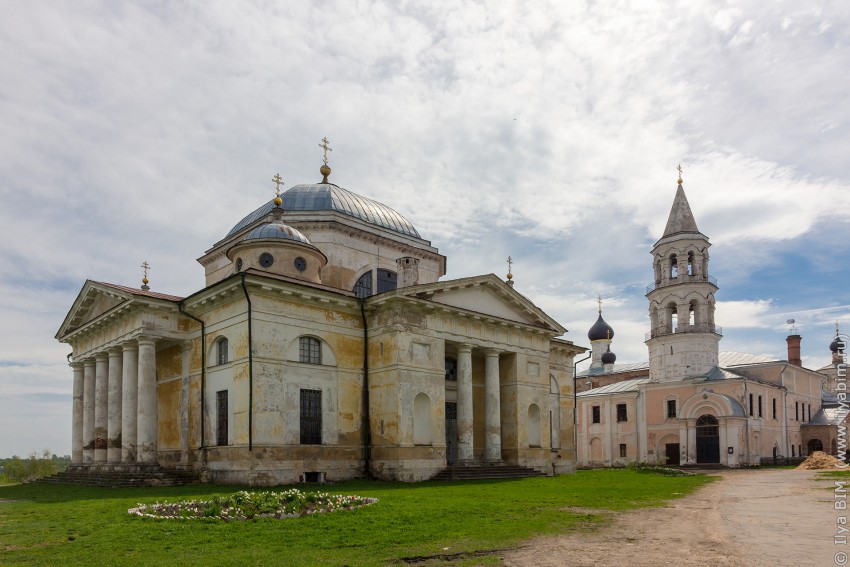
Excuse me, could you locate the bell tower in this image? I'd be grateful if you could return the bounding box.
[646,171,720,382]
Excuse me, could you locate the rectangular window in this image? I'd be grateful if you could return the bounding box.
[619,444,627,458]
[666,399,677,419]
[749,393,753,416]
[616,403,628,422]
[299,337,322,365]
[792,445,795,457]
[300,389,322,445]
[592,405,601,424]
[772,398,777,419]
[758,395,763,418]
[795,401,799,421]
[216,390,228,446]
[808,404,811,422]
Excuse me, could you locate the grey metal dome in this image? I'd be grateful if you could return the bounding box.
[831,335,843,354]
[601,347,617,365]
[226,183,420,239]
[588,314,615,341]
[244,221,312,245]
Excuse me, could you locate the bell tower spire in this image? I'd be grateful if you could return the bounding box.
[646,172,720,382]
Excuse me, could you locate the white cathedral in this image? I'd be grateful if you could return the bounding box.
[575,175,844,467]
[56,144,585,484]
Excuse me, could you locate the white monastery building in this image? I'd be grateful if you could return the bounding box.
[576,173,845,467]
[55,143,585,484]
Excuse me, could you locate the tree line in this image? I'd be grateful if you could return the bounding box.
[0,450,70,484]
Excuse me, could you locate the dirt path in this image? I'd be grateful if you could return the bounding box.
[501,469,837,567]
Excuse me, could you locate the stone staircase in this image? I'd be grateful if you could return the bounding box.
[34,466,200,488]
[430,463,547,481]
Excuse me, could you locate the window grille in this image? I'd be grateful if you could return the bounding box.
[216,390,228,446]
[300,389,322,445]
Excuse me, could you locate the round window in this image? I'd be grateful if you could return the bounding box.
[235,258,243,271]
[259,253,274,268]
[294,257,307,272]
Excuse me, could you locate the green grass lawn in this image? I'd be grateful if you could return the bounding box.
[0,469,713,566]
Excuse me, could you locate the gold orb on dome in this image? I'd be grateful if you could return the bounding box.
[273,196,282,206]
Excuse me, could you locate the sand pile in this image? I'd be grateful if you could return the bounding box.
[797,451,844,470]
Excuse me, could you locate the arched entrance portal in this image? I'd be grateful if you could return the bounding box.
[696,414,720,464]
[808,439,824,454]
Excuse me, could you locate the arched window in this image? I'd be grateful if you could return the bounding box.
[299,337,322,365]
[696,414,719,436]
[687,252,694,276]
[528,404,541,447]
[216,337,229,365]
[377,269,397,293]
[688,302,695,326]
[670,254,678,279]
[668,303,678,332]
[413,393,432,445]
[353,272,372,298]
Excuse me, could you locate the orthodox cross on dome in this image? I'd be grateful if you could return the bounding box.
[677,163,684,185]
[272,173,284,197]
[141,260,150,291]
[319,137,333,165]
[598,294,603,314]
[507,256,513,280]
[319,137,333,183]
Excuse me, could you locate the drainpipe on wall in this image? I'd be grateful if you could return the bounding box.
[240,275,253,452]
[572,352,592,465]
[359,298,371,478]
[178,302,206,453]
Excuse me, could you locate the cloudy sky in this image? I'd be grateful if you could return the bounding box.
[1,1,848,457]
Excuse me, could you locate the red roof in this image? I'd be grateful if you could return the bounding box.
[94,281,184,302]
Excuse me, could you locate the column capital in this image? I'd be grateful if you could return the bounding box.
[181,341,193,353]
[108,346,123,357]
[121,340,138,351]
[136,335,157,347]
[484,348,502,357]
[83,357,96,367]
[69,360,85,370]
[457,344,473,354]
[95,351,109,362]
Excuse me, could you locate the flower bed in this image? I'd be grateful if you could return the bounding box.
[128,489,378,521]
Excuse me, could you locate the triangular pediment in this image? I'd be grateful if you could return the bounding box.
[395,274,566,333]
[56,280,134,340]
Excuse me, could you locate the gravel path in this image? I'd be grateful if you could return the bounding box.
[501,469,837,567]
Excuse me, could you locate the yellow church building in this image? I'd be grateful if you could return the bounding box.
[55,143,585,484]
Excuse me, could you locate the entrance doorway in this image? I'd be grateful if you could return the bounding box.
[665,443,680,466]
[696,414,720,464]
[445,402,458,465]
[807,439,824,454]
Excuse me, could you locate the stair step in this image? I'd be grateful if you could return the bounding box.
[32,467,199,488]
[431,464,546,481]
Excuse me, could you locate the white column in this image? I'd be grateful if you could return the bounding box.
[71,362,84,465]
[136,336,158,464]
[82,359,96,464]
[121,341,139,463]
[107,348,123,464]
[484,349,502,462]
[94,353,109,463]
[179,343,191,464]
[457,344,474,462]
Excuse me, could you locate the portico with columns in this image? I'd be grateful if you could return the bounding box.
[57,281,192,471]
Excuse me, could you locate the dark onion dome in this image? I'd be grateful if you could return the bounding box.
[243,220,312,245]
[226,183,421,239]
[588,313,615,341]
[832,335,844,353]
[601,348,617,365]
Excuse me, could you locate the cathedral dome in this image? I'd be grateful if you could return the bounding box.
[226,183,421,239]
[831,336,843,353]
[588,314,615,341]
[244,220,312,245]
[601,348,617,365]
